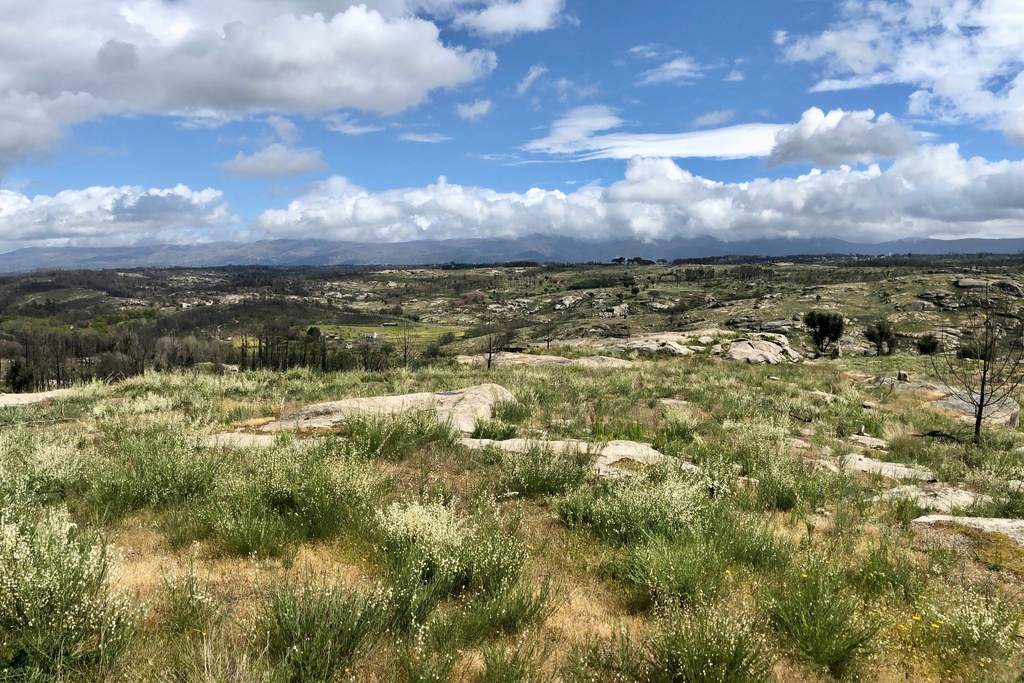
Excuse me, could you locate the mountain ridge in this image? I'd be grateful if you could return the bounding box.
[2,235,1022,272]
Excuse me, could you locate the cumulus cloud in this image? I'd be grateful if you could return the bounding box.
[783,0,1024,140]
[253,145,1024,244]
[0,184,238,250]
[454,0,564,36]
[768,108,917,167]
[0,1,499,171]
[222,144,328,177]
[457,99,493,121]
[524,105,785,160]
[637,57,704,86]
[1005,108,1024,144]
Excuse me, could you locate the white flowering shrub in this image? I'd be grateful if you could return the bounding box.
[557,469,708,545]
[925,589,1021,662]
[0,507,137,676]
[0,428,91,508]
[650,606,773,683]
[377,499,527,599]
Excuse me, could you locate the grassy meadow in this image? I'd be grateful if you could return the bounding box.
[2,351,1023,683]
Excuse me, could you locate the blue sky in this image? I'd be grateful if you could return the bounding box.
[1,0,1024,252]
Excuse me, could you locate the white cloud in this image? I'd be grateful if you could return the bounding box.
[516,65,548,95]
[400,132,452,143]
[253,145,1024,243]
[323,114,385,135]
[1005,108,1024,144]
[0,184,238,250]
[637,57,704,86]
[724,70,745,82]
[454,0,564,36]
[0,1,498,170]
[783,0,1024,141]
[769,108,917,167]
[457,99,493,121]
[692,110,735,128]
[222,144,328,177]
[267,116,300,147]
[524,105,786,160]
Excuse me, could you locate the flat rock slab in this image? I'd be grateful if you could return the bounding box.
[913,515,1024,546]
[261,384,515,434]
[841,453,936,481]
[936,393,1020,429]
[876,485,992,513]
[455,353,635,369]
[848,434,888,450]
[459,437,693,478]
[0,389,73,407]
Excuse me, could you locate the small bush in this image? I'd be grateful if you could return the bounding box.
[500,444,591,498]
[620,537,726,607]
[705,506,792,571]
[377,499,527,599]
[213,497,299,558]
[648,607,773,683]
[766,559,877,677]
[481,640,552,683]
[395,624,459,683]
[473,419,519,440]
[854,540,924,601]
[557,469,708,545]
[916,333,940,355]
[343,412,457,461]
[0,507,138,677]
[494,400,532,426]
[160,563,217,634]
[256,576,385,683]
[923,589,1021,663]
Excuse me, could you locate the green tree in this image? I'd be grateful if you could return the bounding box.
[865,318,898,355]
[803,310,845,355]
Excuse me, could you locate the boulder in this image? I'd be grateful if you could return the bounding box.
[262,384,516,434]
[897,370,910,382]
[0,389,72,407]
[458,437,693,478]
[622,339,694,356]
[841,453,936,481]
[912,515,1024,546]
[725,338,802,365]
[876,485,991,513]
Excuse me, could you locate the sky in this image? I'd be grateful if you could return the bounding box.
[2,0,1024,254]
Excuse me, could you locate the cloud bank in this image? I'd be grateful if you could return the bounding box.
[252,145,1024,244]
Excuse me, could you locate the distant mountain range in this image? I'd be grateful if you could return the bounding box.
[1,235,1022,272]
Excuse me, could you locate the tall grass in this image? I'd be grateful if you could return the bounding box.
[500,444,591,498]
[340,411,457,461]
[765,558,877,677]
[255,576,386,683]
[648,607,773,683]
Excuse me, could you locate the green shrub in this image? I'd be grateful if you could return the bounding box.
[493,400,532,426]
[705,506,792,571]
[342,411,457,461]
[248,439,385,541]
[500,444,591,498]
[0,507,138,677]
[256,576,385,683]
[923,589,1021,663]
[804,310,845,355]
[91,416,221,515]
[212,497,299,558]
[0,429,90,508]
[481,640,552,683]
[854,540,924,601]
[160,563,217,634]
[557,469,708,545]
[765,559,877,677]
[648,607,773,683]
[377,500,528,599]
[916,333,940,355]
[473,419,519,440]
[394,624,459,683]
[620,537,726,607]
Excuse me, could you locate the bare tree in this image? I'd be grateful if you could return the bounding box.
[933,304,1024,444]
[398,323,415,369]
